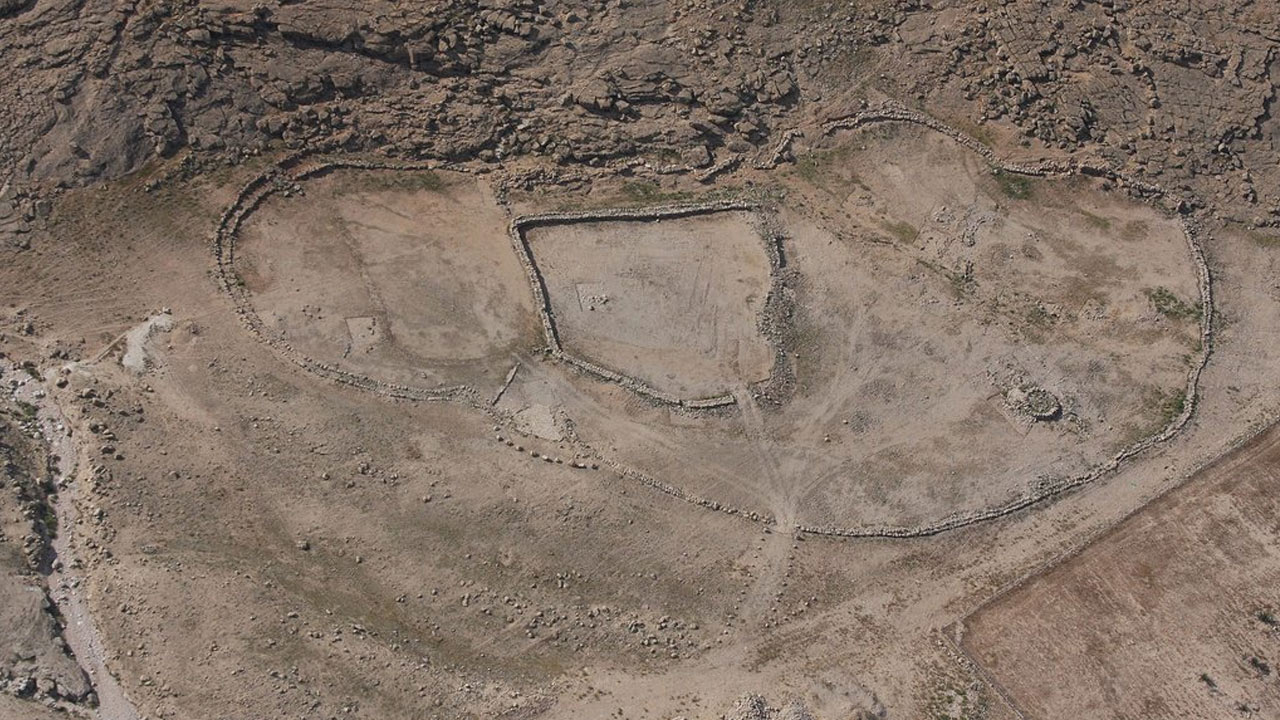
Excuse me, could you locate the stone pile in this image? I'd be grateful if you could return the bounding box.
[752,129,802,170]
[722,694,839,720]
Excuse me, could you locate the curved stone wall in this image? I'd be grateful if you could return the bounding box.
[212,157,483,405]
[210,105,1214,540]
[790,104,1215,539]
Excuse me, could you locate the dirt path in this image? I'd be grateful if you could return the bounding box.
[8,362,142,720]
[731,387,795,630]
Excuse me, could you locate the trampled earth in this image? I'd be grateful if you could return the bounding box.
[2,2,1280,719]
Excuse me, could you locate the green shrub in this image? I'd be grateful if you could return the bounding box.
[994,171,1034,199]
[1145,286,1199,320]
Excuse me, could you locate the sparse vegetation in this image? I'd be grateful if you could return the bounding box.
[1245,229,1280,248]
[619,180,664,202]
[1120,219,1150,242]
[1247,655,1271,676]
[1081,210,1112,231]
[994,171,1034,200]
[13,401,38,421]
[40,503,58,537]
[647,147,682,164]
[1159,389,1187,425]
[916,258,976,298]
[949,263,977,297]
[880,218,918,243]
[1145,286,1200,321]
[618,180,693,206]
[791,144,863,193]
[924,681,982,720]
[357,170,446,193]
[1117,387,1190,449]
[1025,303,1054,328]
[953,119,997,147]
[793,153,830,185]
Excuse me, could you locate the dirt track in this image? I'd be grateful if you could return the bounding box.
[1,5,1278,710]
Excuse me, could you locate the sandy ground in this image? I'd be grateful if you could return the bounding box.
[237,169,539,392]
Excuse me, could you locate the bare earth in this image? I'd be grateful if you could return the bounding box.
[526,210,775,400]
[1,2,1279,718]
[962,423,1280,720]
[238,170,539,391]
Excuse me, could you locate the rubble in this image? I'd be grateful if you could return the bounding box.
[0,2,1263,718]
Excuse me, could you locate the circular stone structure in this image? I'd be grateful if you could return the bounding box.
[1007,386,1063,421]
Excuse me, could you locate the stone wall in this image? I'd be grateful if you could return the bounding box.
[508,201,796,411]
[210,106,1216,540]
[211,156,481,406]
[793,104,1215,539]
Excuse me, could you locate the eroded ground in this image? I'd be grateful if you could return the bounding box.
[0,79,1274,720]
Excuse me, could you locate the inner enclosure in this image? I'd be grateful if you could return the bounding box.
[524,210,776,400]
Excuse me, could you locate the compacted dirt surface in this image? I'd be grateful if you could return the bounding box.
[526,209,775,400]
[1,1,1280,720]
[961,422,1280,719]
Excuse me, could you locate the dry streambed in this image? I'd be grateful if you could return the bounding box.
[4,359,140,720]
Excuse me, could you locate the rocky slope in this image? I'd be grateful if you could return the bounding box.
[0,0,1276,245]
[0,393,93,712]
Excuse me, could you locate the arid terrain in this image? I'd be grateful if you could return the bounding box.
[1,1,1279,720]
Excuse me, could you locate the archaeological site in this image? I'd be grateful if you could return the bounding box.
[2,1,1280,719]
